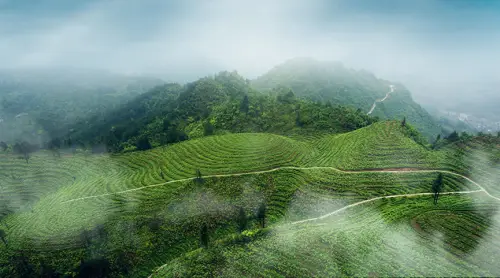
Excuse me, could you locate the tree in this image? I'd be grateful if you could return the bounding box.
[446,131,460,142]
[432,134,441,149]
[47,138,61,157]
[8,249,35,277]
[0,141,7,151]
[0,204,13,228]
[135,136,152,151]
[203,121,214,136]
[240,95,249,114]
[257,202,266,228]
[13,141,36,163]
[432,173,444,205]
[195,169,204,184]
[40,260,58,277]
[80,229,92,248]
[295,110,303,127]
[0,229,7,246]
[401,117,406,127]
[65,137,73,148]
[237,207,247,232]
[200,223,209,248]
[77,258,111,278]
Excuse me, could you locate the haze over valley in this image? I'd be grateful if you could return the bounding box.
[1,1,500,277]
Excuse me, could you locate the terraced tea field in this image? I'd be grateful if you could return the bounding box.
[1,121,500,277]
[309,121,446,169]
[156,195,500,277]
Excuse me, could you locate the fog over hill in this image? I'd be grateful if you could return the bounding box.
[1,0,499,86]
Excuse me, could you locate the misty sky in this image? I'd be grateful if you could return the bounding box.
[1,0,499,86]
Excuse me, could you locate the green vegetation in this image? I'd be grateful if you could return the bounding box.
[1,119,499,277]
[253,58,440,139]
[1,62,498,277]
[0,69,161,144]
[157,195,499,277]
[66,71,376,153]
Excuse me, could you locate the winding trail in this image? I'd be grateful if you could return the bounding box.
[367,85,395,115]
[291,189,485,225]
[138,165,500,278]
[62,166,500,204]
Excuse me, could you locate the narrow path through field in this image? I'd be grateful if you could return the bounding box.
[62,166,500,203]
[291,189,484,225]
[367,85,395,115]
[140,165,500,278]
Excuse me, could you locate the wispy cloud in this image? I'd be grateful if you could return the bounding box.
[1,0,499,85]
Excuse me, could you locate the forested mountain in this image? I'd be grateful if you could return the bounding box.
[69,71,377,152]
[253,58,441,139]
[1,59,442,154]
[0,69,162,144]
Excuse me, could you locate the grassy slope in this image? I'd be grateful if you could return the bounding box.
[159,195,500,277]
[1,121,499,276]
[309,121,445,169]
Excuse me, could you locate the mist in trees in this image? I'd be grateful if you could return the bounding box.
[240,95,249,114]
[13,141,36,163]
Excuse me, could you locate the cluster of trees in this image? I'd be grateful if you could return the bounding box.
[3,67,443,155]
[0,173,271,277]
[430,129,492,150]
[252,57,441,140]
[61,72,377,153]
[200,202,267,249]
[196,170,267,249]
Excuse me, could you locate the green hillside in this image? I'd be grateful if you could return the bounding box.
[1,121,499,277]
[158,195,499,277]
[67,71,376,153]
[253,58,441,139]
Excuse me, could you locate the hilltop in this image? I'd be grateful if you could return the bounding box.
[253,58,441,139]
[2,59,444,155]
[67,71,376,153]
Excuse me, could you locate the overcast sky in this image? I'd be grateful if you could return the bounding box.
[1,0,499,89]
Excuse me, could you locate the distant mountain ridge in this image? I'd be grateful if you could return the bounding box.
[252,58,441,139]
[0,69,163,144]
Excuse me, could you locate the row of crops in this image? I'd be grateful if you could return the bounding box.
[1,120,500,276]
[157,195,500,277]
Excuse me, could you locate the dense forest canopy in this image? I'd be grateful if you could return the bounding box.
[0,60,465,155]
[68,71,377,153]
